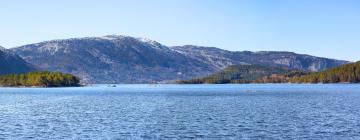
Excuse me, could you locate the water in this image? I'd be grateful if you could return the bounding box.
[0,84,360,139]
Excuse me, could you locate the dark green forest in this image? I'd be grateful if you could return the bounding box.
[289,61,360,83]
[0,71,80,87]
[177,65,290,84]
[178,61,360,84]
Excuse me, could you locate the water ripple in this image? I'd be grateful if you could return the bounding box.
[0,84,359,139]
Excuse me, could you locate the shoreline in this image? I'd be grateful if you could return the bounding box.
[0,83,359,88]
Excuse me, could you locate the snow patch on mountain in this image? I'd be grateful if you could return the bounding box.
[38,43,66,55]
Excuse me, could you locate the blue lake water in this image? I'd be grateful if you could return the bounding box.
[0,84,360,139]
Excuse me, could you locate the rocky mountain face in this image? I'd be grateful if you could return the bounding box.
[172,45,348,72]
[0,46,36,75]
[11,36,349,83]
[12,36,213,83]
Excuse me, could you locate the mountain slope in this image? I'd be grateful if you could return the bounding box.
[11,35,349,83]
[12,36,213,83]
[0,46,36,75]
[172,45,348,71]
[177,64,290,84]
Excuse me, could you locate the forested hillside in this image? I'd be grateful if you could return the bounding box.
[289,61,360,83]
[177,65,290,84]
[179,61,360,84]
[0,71,80,87]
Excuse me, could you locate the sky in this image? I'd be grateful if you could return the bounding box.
[0,0,359,61]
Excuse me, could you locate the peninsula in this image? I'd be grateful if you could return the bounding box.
[0,71,80,87]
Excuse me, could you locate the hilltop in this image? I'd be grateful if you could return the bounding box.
[0,46,36,75]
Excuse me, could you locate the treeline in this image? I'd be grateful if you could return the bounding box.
[0,71,80,87]
[177,65,289,84]
[289,62,360,83]
[178,61,360,84]
[255,71,309,83]
[255,62,360,83]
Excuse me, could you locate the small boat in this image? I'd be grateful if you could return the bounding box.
[108,85,117,87]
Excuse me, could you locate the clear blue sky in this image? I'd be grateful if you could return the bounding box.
[1,0,359,61]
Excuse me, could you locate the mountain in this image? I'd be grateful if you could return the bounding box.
[11,35,349,83]
[172,45,348,72]
[0,46,36,75]
[177,64,291,84]
[11,36,213,83]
